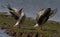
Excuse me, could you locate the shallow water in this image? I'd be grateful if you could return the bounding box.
[0,29,11,37]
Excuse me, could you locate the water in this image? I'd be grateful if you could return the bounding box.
[0,29,11,37]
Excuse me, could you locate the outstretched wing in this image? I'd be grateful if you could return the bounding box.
[10,11,19,20]
[6,5,19,20]
[49,8,57,18]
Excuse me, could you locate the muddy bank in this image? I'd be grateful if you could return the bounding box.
[0,25,7,29]
[5,28,60,37]
[0,25,59,37]
[0,24,60,37]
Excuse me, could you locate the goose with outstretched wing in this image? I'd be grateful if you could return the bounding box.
[34,8,57,28]
[6,5,26,27]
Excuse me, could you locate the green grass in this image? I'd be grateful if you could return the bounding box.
[0,15,60,36]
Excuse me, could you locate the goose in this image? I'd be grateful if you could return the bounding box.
[34,8,57,28]
[6,5,26,27]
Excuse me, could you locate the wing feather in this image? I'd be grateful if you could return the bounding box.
[49,8,57,18]
[7,5,19,20]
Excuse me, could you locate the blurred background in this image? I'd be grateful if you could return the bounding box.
[0,0,60,22]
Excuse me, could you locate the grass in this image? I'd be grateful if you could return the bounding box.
[0,15,60,37]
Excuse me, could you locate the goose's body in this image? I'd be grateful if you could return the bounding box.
[34,8,57,27]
